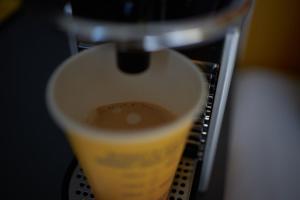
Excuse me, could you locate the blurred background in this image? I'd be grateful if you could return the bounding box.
[1,0,299,199]
[238,0,300,77]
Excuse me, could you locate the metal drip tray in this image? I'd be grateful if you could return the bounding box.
[63,61,219,200]
[66,158,196,200]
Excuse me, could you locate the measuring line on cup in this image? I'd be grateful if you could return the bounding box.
[63,61,219,200]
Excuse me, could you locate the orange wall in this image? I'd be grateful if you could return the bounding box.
[239,0,300,75]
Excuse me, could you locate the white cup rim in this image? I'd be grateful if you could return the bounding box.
[46,44,208,143]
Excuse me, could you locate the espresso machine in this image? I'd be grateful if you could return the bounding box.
[59,0,253,199]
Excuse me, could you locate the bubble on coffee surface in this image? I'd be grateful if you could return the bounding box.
[127,112,142,125]
[112,107,122,113]
[86,102,177,131]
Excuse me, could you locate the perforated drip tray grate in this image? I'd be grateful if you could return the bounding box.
[66,158,196,200]
[63,60,219,200]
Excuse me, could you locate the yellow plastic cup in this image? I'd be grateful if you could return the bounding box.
[46,44,207,200]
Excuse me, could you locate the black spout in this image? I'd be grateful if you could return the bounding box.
[116,49,150,74]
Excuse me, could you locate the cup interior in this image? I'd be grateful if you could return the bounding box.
[48,44,207,135]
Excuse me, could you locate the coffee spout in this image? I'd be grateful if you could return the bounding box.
[116,43,150,74]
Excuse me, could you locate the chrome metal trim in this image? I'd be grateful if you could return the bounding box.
[198,28,240,192]
[59,0,251,51]
[64,4,78,55]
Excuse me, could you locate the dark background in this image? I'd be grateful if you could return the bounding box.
[1,1,228,199]
[2,1,72,199]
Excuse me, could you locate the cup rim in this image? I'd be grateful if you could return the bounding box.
[46,44,208,143]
